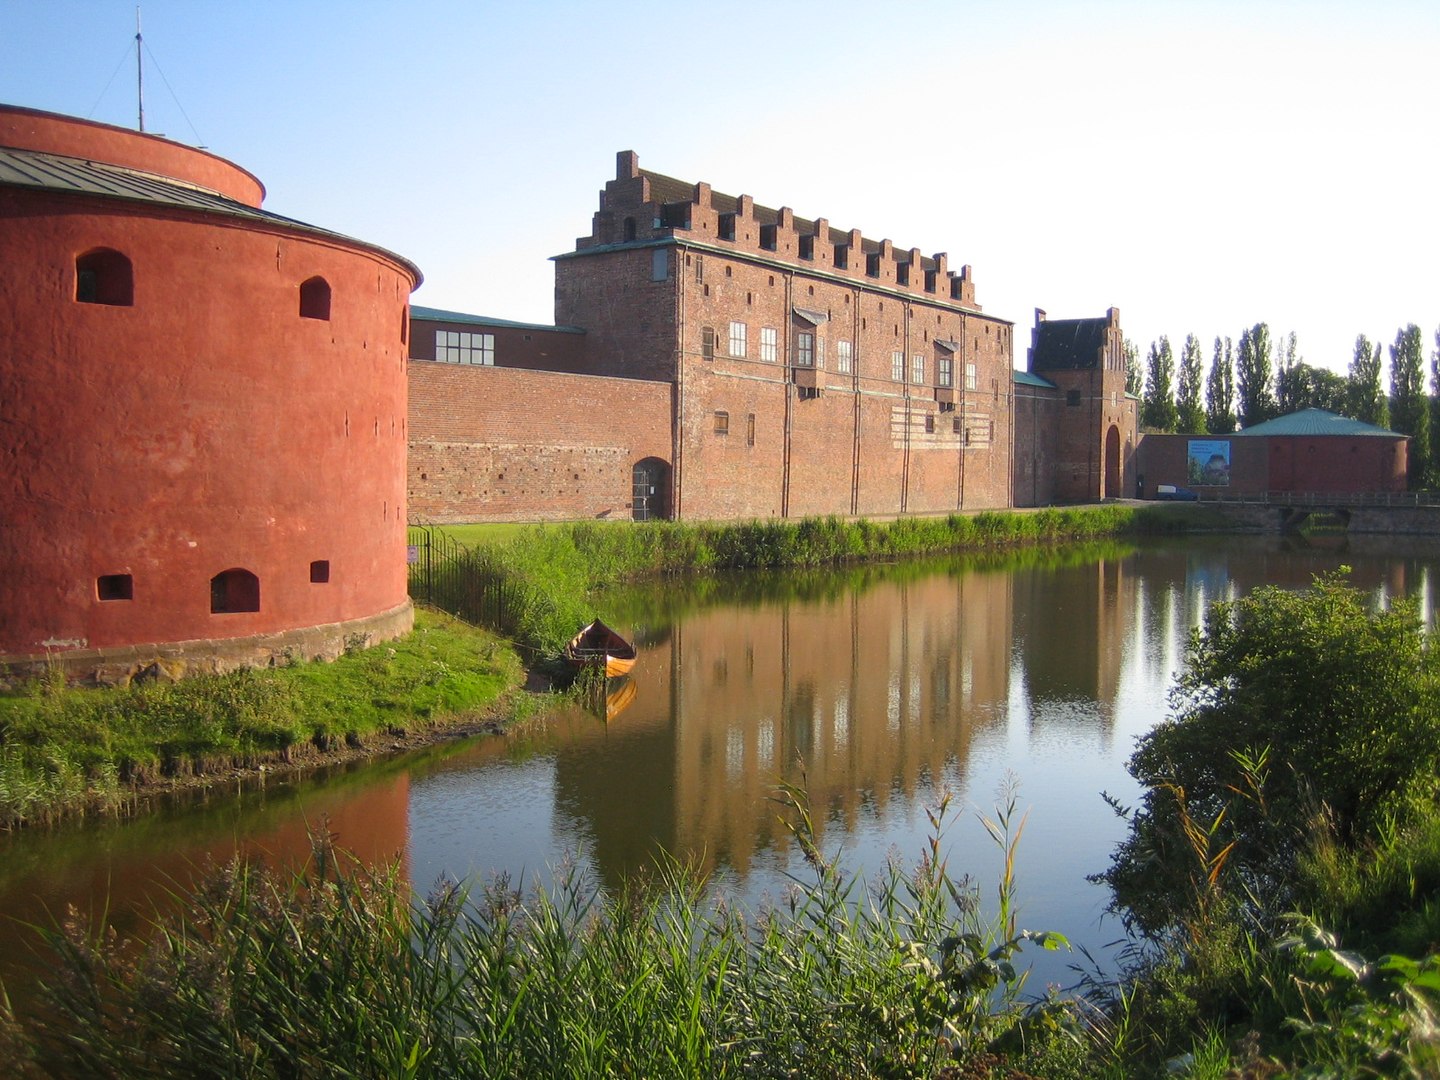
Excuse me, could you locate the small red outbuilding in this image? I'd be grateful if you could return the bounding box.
[1136,409,1408,500]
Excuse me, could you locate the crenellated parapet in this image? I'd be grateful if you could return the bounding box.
[576,150,981,311]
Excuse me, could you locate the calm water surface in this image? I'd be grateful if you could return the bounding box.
[3,535,1437,1000]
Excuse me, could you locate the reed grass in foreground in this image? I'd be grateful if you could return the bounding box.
[0,787,1079,1079]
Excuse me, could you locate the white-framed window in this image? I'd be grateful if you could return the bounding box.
[760,326,777,362]
[911,354,925,385]
[891,350,904,382]
[965,361,978,390]
[435,329,494,365]
[836,340,852,375]
[938,356,953,387]
[796,332,814,367]
[729,321,747,358]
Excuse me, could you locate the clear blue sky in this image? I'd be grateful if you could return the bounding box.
[4,0,1437,376]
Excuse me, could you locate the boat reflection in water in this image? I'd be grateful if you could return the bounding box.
[604,675,637,721]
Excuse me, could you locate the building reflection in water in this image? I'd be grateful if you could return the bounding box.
[553,557,1157,892]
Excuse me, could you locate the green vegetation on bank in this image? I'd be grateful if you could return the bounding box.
[425,505,1205,657]
[5,538,1439,1073]
[0,610,522,828]
[1091,570,1440,1075]
[1,507,1202,830]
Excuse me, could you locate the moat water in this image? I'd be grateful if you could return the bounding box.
[2,534,1437,1005]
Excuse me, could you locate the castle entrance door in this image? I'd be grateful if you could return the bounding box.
[1104,425,1121,498]
[632,458,669,521]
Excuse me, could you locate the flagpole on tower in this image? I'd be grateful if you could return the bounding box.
[135,7,145,133]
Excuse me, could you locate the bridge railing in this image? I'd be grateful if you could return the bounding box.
[1200,491,1440,508]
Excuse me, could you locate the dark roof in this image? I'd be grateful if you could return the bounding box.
[1030,317,1109,371]
[1236,408,1403,438]
[410,305,584,334]
[0,143,422,281]
[640,167,927,268]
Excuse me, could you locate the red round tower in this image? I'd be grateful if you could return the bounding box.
[0,105,421,682]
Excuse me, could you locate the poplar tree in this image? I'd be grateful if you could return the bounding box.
[1142,336,1179,432]
[1124,338,1143,397]
[1432,326,1440,485]
[1176,333,1206,433]
[1389,324,1429,488]
[1237,323,1277,428]
[1274,332,1301,414]
[1347,334,1388,428]
[1206,336,1237,433]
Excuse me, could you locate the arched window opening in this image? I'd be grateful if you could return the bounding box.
[211,568,260,614]
[299,276,332,320]
[75,248,133,306]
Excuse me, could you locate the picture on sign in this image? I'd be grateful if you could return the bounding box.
[1187,440,1231,486]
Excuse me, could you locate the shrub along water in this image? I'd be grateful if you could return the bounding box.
[430,506,1188,657]
[1091,569,1440,1075]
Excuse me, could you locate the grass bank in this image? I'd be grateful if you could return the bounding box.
[0,609,524,829]
[424,505,1204,657]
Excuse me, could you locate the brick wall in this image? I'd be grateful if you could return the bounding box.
[411,314,588,373]
[554,246,678,382]
[407,362,671,522]
[1136,432,1407,498]
[1013,382,1059,506]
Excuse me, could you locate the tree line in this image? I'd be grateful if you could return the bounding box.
[1128,323,1440,488]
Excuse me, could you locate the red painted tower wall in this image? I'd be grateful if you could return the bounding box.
[0,107,419,682]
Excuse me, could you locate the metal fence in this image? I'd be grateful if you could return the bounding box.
[1200,491,1440,508]
[406,523,521,635]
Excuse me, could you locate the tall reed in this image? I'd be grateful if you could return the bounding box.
[5,790,1070,1078]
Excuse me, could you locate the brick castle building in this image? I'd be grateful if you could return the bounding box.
[408,151,1136,522]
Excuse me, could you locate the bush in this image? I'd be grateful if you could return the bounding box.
[1100,568,1440,941]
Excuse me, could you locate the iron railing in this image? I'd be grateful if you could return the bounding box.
[1199,491,1440,508]
[406,523,522,636]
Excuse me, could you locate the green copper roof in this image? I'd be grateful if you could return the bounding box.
[410,306,584,334]
[1236,408,1402,438]
[1012,369,1055,388]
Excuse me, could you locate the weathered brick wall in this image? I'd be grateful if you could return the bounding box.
[554,150,1017,518]
[411,314,589,373]
[1137,433,1407,498]
[554,246,678,381]
[1268,435,1407,494]
[407,362,671,522]
[1013,382,1059,506]
[675,364,787,520]
[1039,368,1136,501]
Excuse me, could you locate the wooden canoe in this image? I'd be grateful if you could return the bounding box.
[564,619,637,678]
